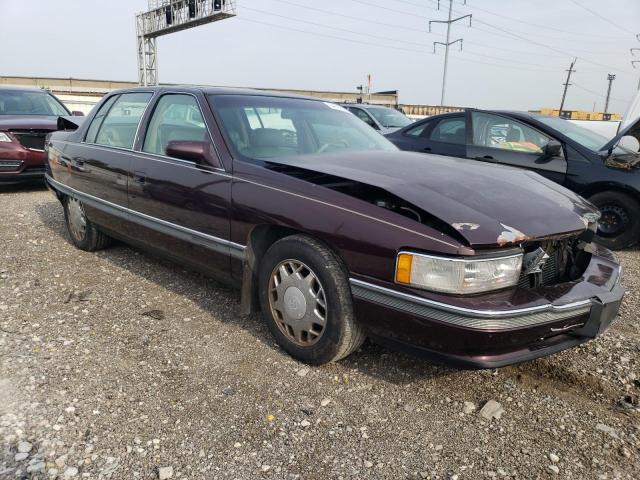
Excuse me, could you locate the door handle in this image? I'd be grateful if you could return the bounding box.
[423,146,432,152]
[475,155,495,162]
[74,157,87,171]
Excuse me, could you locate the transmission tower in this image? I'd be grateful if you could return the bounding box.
[136,0,237,86]
[559,58,577,112]
[429,0,472,106]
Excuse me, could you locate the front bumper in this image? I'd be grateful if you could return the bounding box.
[351,246,624,369]
[0,142,47,184]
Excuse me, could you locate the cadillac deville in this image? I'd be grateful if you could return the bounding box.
[45,86,624,368]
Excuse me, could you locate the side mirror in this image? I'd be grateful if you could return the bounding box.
[166,140,212,164]
[72,110,85,117]
[618,135,640,153]
[542,140,563,159]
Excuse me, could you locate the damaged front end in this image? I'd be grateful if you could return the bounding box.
[517,225,597,289]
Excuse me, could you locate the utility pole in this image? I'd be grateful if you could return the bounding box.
[604,73,616,114]
[429,0,472,106]
[559,58,577,112]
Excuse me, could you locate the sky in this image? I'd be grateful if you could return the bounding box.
[1,0,639,113]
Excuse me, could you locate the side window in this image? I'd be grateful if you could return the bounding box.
[143,94,208,157]
[350,108,377,128]
[429,117,466,144]
[404,121,430,137]
[472,112,551,154]
[85,95,119,144]
[92,92,152,149]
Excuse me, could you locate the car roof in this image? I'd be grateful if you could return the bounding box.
[338,103,395,110]
[108,85,325,102]
[0,86,54,93]
[416,110,539,122]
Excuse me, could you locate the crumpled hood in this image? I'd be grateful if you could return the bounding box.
[0,115,59,131]
[273,151,598,247]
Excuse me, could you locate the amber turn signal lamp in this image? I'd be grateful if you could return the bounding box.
[395,253,413,284]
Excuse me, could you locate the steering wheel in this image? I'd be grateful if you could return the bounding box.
[318,139,350,153]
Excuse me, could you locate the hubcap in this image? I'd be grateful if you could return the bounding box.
[67,197,87,241]
[268,260,327,346]
[598,204,629,237]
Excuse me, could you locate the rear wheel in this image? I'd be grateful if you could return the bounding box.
[589,190,640,250]
[63,196,111,251]
[258,235,366,365]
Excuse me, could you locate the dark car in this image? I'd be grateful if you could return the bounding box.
[386,109,640,250]
[45,86,623,369]
[0,87,83,185]
[339,103,413,135]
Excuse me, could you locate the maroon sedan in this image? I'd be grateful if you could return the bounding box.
[0,87,78,184]
[45,86,624,368]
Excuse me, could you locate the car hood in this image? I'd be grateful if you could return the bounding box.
[271,151,598,247]
[0,115,60,131]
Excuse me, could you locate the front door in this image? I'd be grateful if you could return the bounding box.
[466,110,567,184]
[128,92,233,278]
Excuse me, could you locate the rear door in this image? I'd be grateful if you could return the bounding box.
[389,116,465,157]
[128,91,233,278]
[466,110,567,183]
[63,92,153,228]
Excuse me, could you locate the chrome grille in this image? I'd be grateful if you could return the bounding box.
[0,160,22,172]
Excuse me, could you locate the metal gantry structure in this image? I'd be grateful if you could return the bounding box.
[136,0,237,86]
[429,0,471,106]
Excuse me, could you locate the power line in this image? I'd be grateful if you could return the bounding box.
[469,17,635,75]
[242,6,430,47]
[242,8,567,72]
[426,0,635,74]
[567,0,636,36]
[237,16,565,74]
[349,0,426,18]
[441,0,629,39]
[572,82,630,104]
[271,0,427,34]
[400,0,629,39]
[272,0,589,60]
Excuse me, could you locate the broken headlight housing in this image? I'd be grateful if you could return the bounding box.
[395,251,523,294]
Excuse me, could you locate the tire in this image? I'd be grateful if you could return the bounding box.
[258,235,366,365]
[589,191,640,250]
[63,196,111,251]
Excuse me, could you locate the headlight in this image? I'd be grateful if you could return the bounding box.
[395,251,523,294]
[0,132,12,142]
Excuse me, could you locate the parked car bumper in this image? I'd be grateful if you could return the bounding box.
[350,245,624,369]
[0,146,47,184]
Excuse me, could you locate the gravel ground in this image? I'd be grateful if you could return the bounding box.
[1,186,639,480]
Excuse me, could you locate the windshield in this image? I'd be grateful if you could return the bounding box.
[535,115,613,151]
[0,90,70,116]
[208,95,397,162]
[366,106,412,128]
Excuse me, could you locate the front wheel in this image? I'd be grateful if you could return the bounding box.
[63,196,111,251]
[589,191,640,250]
[258,235,366,365]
